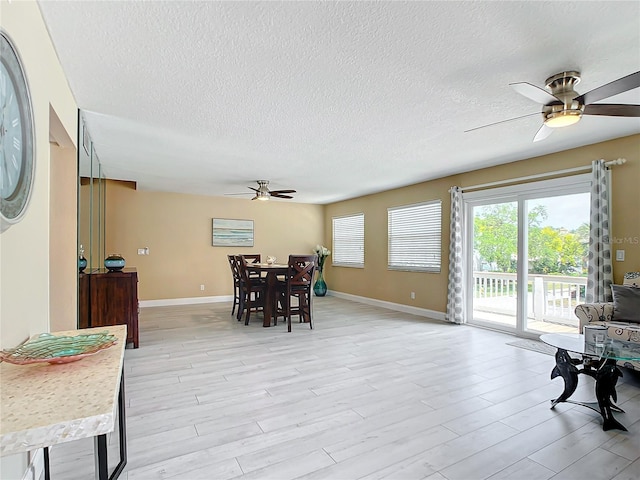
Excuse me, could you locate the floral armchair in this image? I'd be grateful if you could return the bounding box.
[574,272,640,371]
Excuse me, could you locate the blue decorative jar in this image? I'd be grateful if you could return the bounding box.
[78,244,87,273]
[104,254,126,272]
[78,255,87,273]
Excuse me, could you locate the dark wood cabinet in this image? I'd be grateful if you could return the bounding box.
[79,268,139,348]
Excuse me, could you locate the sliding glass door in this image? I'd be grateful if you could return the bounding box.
[471,201,519,329]
[466,176,590,336]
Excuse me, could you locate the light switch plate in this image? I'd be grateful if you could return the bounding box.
[616,250,625,261]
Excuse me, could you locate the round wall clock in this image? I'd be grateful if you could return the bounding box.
[1,30,36,233]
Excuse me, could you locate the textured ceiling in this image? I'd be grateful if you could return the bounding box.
[38,1,640,204]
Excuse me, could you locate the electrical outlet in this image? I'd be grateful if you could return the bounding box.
[200,284,205,291]
[410,292,415,299]
[616,250,625,261]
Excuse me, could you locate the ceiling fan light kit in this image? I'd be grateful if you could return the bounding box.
[544,109,583,128]
[541,71,584,128]
[470,70,640,141]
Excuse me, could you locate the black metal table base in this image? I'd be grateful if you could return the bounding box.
[43,368,127,479]
[549,348,627,431]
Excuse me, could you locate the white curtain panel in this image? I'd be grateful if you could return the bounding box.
[586,159,613,303]
[446,186,465,324]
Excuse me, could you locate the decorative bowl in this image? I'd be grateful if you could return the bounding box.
[104,254,125,272]
[0,332,118,365]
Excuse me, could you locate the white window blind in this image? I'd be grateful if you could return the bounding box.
[388,201,441,272]
[332,213,364,267]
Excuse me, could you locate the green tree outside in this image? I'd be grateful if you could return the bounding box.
[474,203,588,275]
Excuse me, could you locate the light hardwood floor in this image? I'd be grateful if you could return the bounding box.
[50,297,640,479]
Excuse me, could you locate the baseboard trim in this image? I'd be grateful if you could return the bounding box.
[140,295,233,308]
[139,292,447,322]
[327,291,447,322]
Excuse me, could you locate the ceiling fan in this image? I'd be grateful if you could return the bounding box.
[467,70,640,142]
[225,180,296,201]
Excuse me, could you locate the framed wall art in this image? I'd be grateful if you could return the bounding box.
[212,218,254,247]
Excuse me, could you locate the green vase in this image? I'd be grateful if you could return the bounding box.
[313,268,327,297]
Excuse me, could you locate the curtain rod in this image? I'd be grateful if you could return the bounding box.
[459,157,626,193]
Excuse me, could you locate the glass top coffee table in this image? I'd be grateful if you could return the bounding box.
[540,333,640,431]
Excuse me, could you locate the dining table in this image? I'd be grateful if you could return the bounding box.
[245,263,288,327]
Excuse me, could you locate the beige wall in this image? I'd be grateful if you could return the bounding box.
[105,181,324,301]
[0,0,78,477]
[324,134,640,314]
[49,143,78,332]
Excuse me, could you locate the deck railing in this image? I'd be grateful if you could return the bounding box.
[473,272,587,326]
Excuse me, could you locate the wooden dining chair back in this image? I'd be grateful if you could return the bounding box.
[242,253,262,278]
[283,254,317,332]
[237,255,266,325]
[227,255,243,317]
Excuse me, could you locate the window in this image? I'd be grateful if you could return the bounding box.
[332,213,364,267]
[388,201,441,272]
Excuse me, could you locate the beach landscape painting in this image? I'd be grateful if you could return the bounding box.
[212,218,254,247]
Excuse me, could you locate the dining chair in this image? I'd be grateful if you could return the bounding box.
[280,254,317,332]
[238,255,266,325]
[242,253,262,279]
[227,255,243,318]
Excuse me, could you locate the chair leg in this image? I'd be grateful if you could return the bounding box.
[244,293,252,325]
[237,291,246,321]
[231,283,236,315]
[286,293,292,332]
[276,290,288,326]
[299,295,309,323]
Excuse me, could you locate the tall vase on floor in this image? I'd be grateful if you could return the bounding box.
[313,244,331,297]
[314,267,327,297]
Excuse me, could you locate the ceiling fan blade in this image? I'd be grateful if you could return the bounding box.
[464,112,540,133]
[583,104,640,117]
[510,82,560,105]
[251,196,258,201]
[575,71,640,105]
[533,123,553,142]
[248,186,259,192]
[268,189,296,195]
[269,193,294,199]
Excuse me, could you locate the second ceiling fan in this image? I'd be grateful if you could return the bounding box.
[468,70,640,141]
[225,180,296,201]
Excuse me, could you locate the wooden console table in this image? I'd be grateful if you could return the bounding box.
[0,325,128,479]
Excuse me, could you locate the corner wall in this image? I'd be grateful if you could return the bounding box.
[324,135,640,314]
